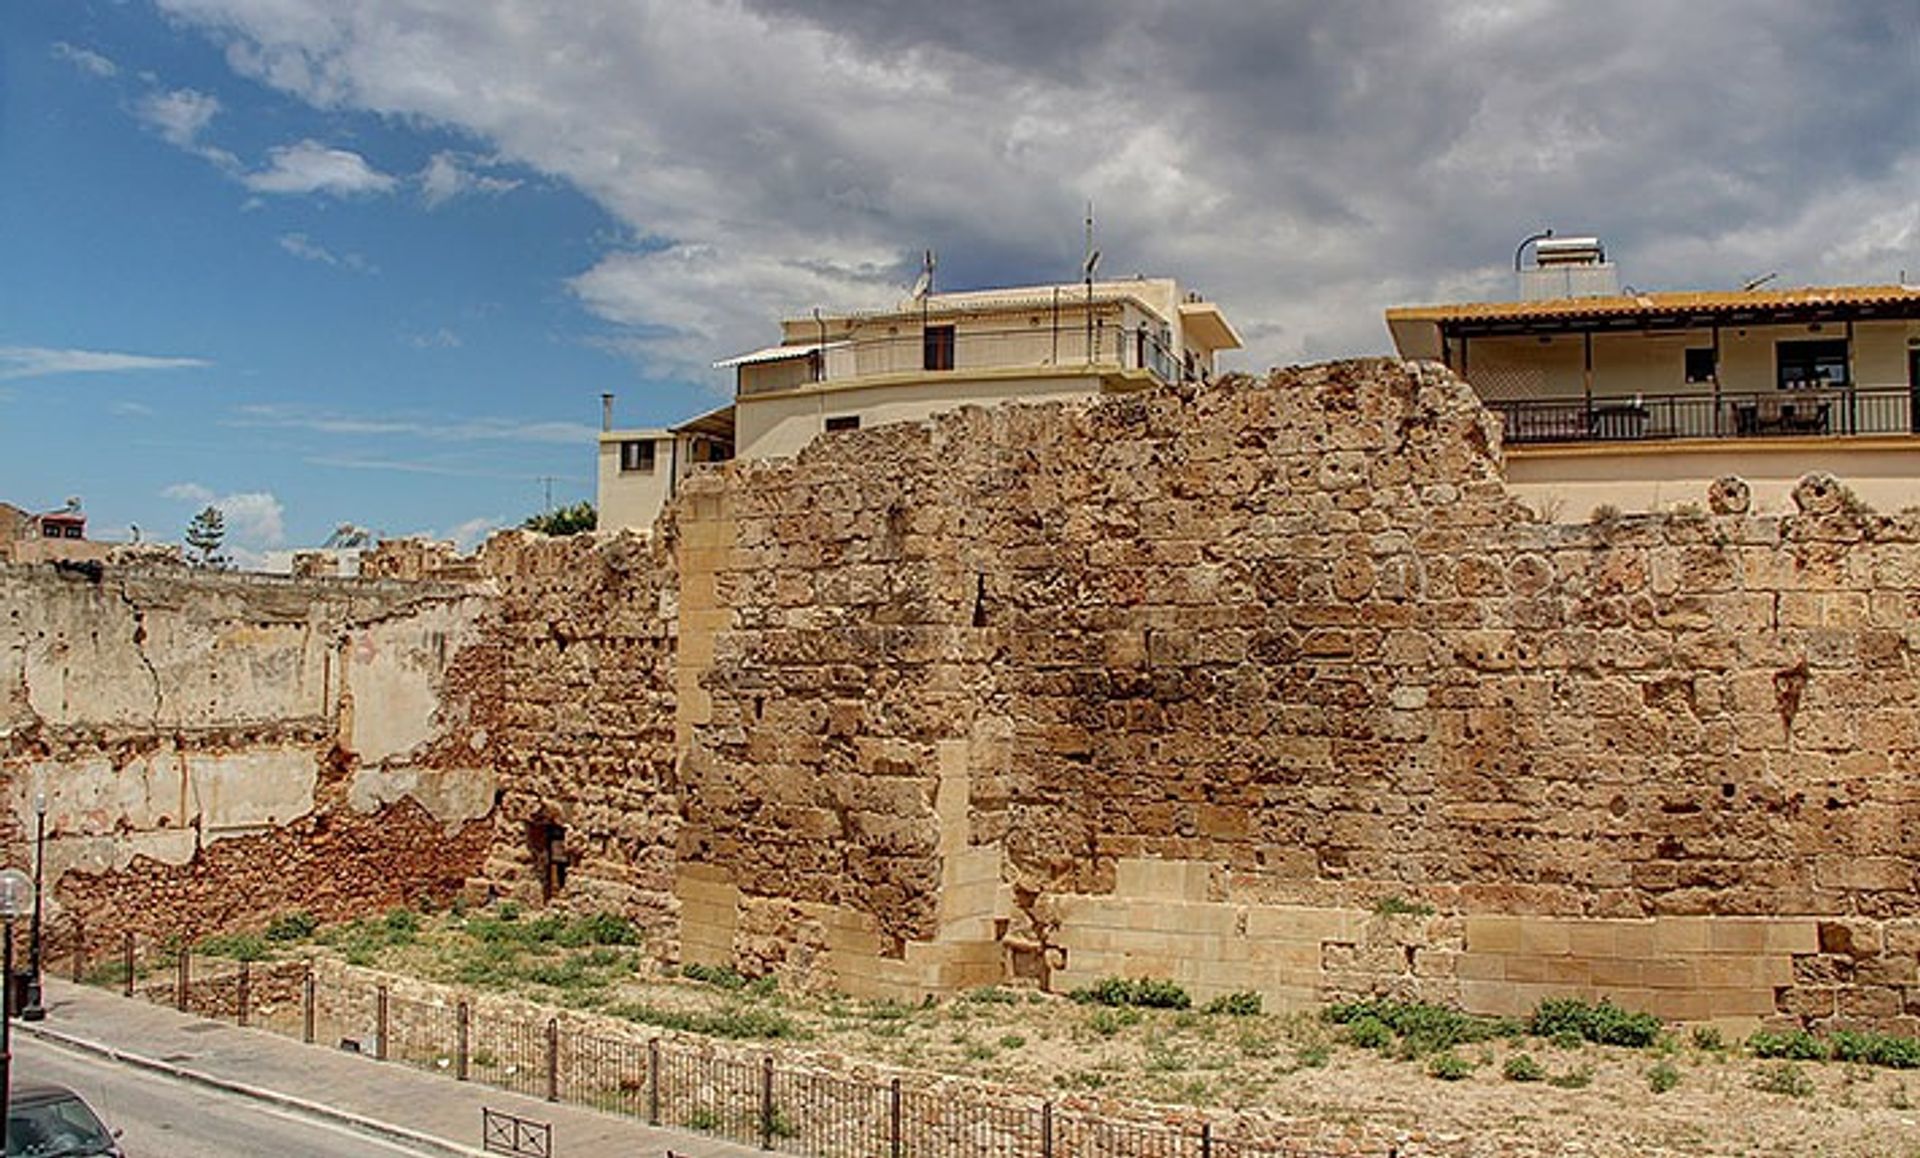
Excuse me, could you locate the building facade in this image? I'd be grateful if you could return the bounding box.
[1388,248,1920,517]
[598,276,1240,530]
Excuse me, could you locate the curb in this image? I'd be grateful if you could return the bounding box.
[18,1020,492,1158]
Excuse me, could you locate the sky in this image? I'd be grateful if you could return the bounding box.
[4,1,1916,562]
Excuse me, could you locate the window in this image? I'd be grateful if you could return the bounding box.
[1684,347,1715,383]
[824,415,860,433]
[1777,339,1848,391]
[619,439,655,473]
[923,324,955,371]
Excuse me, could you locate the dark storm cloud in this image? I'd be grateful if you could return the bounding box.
[161,0,1919,366]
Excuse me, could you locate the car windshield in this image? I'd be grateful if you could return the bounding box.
[7,1096,116,1157]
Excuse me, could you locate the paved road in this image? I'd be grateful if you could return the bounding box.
[12,1033,439,1158]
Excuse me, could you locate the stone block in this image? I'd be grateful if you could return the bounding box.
[1464,916,1523,955]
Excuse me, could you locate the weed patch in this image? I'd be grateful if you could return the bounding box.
[1528,998,1661,1048]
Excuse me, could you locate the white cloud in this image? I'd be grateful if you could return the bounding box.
[0,346,210,381]
[419,151,521,208]
[154,1,1920,369]
[134,88,241,169]
[403,327,462,348]
[161,482,215,503]
[231,403,598,444]
[277,232,377,272]
[162,484,286,549]
[111,401,157,418]
[53,43,119,78]
[444,515,505,550]
[244,140,397,197]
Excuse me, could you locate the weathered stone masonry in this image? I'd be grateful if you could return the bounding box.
[0,564,497,938]
[9,358,1920,1035]
[664,360,1920,1032]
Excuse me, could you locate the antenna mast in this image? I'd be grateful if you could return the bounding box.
[1083,202,1101,363]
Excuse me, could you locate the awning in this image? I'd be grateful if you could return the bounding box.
[712,342,848,369]
[1179,302,1243,351]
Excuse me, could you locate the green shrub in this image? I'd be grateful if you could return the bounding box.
[1069,976,1190,1010]
[1427,1051,1473,1081]
[1689,1025,1724,1052]
[1325,998,1520,1055]
[681,962,749,990]
[383,908,421,937]
[998,1033,1027,1050]
[563,912,641,947]
[1202,991,1263,1017]
[607,1001,808,1041]
[1828,1030,1920,1069]
[1088,1007,1141,1037]
[265,912,319,942]
[1547,1064,1594,1089]
[964,986,1020,1004]
[1373,895,1436,918]
[1295,1042,1330,1069]
[1750,1063,1814,1098]
[195,932,269,962]
[1502,1053,1546,1082]
[1647,1060,1681,1093]
[1528,997,1662,1048]
[1346,1016,1393,1051]
[1747,1030,1829,1061]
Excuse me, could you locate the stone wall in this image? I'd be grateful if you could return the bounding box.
[668,360,1920,1032]
[0,562,497,938]
[467,530,682,936]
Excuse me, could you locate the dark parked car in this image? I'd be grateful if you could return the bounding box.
[7,1084,122,1157]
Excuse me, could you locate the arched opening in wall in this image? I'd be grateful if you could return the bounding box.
[527,818,569,903]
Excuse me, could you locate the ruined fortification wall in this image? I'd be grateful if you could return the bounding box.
[0,562,497,938]
[469,531,681,933]
[671,360,1920,1032]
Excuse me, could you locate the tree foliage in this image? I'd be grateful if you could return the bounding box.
[522,501,596,536]
[185,505,228,567]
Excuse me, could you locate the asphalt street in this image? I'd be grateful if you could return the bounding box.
[11,1032,439,1157]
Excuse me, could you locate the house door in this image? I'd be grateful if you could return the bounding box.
[1910,349,1920,434]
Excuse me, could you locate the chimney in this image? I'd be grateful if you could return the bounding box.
[601,393,614,433]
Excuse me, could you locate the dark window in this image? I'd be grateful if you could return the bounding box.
[619,439,655,472]
[824,415,860,433]
[1777,339,1848,391]
[1684,347,1715,383]
[41,524,60,538]
[923,324,955,371]
[63,526,81,539]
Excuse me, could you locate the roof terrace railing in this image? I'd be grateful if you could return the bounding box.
[1491,386,1917,446]
[740,320,1192,396]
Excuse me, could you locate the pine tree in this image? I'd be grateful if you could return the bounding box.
[185,505,227,567]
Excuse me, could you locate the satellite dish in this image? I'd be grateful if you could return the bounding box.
[910,270,932,299]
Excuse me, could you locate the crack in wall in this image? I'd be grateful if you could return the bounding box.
[113,579,164,728]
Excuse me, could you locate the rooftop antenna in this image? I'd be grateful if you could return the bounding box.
[910,249,934,300]
[1742,272,1779,292]
[1083,202,1101,363]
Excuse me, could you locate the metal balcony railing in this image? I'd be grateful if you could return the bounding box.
[1490,386,1918,446]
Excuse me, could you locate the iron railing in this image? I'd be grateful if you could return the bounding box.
[739,321,1195,397]
[1490,386,1917,445]
[63,928,1396,1158]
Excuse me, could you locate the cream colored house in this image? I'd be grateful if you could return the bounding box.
[1387,243,1920,516]
[596,407,735,532]
[598,276,1240,529]
[720,278,1241,461]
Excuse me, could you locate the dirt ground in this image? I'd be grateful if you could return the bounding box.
[221,911,1920,1156]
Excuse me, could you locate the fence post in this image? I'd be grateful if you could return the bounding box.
[889,1077,902,1158]
[759,1055,774,1149]
[237,960,251,1027]
[375,985,389,1061]
[302,963,315,1044]
[1041,1100,1053,1158]
[122,932,134,998]
[544,1018,560,1102]
[175,945,190,1012]
[70,923,84,983]
[456,1001,470,1082]
[1200,1122,1212,1158]
[647,1038,660,1125]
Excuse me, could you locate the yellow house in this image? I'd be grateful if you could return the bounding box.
[1387,242,1920,516]
[597,276,1241,529]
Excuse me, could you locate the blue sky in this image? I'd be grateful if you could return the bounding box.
[4,1,1915,560]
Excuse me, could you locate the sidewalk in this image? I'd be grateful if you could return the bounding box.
[23,978,759,1158]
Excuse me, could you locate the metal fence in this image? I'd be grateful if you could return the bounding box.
[1490,386,1916,445]
[62,929,1394,1158]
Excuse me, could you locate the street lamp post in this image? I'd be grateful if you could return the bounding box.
[22,793,45,1022]
[0,866,36,1147]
